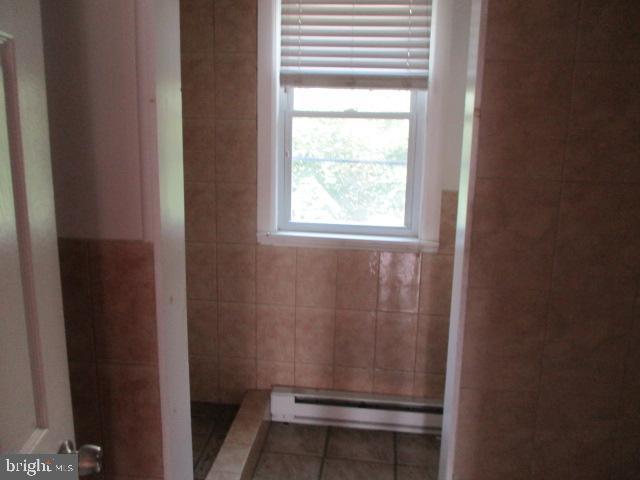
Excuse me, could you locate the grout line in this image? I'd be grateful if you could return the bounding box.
[372,250,382,393]
[527,1,583,477]
[317,426,331,480]
[253,244,258,390]
[331,251,339,389]
[393,431,398,480]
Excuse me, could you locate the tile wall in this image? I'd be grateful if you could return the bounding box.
[180,0,457,404]
[454,1,640,479]
[58,239,163,480]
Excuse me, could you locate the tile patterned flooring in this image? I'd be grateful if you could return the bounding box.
[252,423,440,480]
[191,402,239,480]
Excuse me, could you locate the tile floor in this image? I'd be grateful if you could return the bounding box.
[252,423,440,480]
[191,402,239,480]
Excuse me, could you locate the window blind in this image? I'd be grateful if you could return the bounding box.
[280,0,432,89]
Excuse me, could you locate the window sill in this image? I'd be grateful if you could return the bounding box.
[257,231,438,252]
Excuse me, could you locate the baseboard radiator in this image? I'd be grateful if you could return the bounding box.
[270,387,443,434]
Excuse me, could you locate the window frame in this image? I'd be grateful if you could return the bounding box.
[257,0,443,252]
[278,86,427,238]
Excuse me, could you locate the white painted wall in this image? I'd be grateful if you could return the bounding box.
[41,0,144,240]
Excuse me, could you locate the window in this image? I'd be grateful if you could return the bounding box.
[258,0,442,250]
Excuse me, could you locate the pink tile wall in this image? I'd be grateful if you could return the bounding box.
[58,239,163,480]
[455,1,640,479]
[180,0,458,404]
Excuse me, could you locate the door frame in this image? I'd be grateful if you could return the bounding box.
[136,0,489,478]
[438,0,488,478]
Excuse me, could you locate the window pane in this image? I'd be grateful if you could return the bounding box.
[291,116,410,227]
[293,88,411,113]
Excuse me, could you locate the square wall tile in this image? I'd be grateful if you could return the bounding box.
[189,354,219,402]
[186,242,216,301]
[294,363,333,389]
[98,364,163,478]
[219,357,256,404]
[295,248,337,308]
[378,252,421,313]
[58,238,94,363]
[181,53,214,118]
[564,62,640,183]
[334,310,376,368]
[540,290,633,403]
[552,182,640,297]
[180,0,214,54]
[454,387,537,480]
[295,307,335,365]
[415,315,449,375]
[256,246,296,305]
[373,369,414,396]
[217,244,255,303]
[90,240,157,365]
[218,303,256,359]
[257,304,294,362]
[215,119,257,183]
[419,254,453,315]
[478,60,572,180]
[531,423,616,480]
[185,181,216,242]
[187,300,218,358]
[535,377,620,452]
[184,149,214,183]
[180,0,213,28]
[484,0,579,61]
[336,250,379,310]
[257,361,294,389]
[68,362,101,447]
[577,0,640,62]
[375,312,418,371]
[183,117,214,151]
[333,367,373,393]
[468,178,560,290]
[461,288,548,391]
[216,182,257,244]
[180,19,214,55]
[214,0,257,54]
[214,54,257,119]
[413,373,445,400]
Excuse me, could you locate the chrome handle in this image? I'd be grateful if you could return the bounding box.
[78,444,102,476]
[58,440,103,476]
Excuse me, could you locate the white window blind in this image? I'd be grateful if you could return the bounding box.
[280,0,432,89]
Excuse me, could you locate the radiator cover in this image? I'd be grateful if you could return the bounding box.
[270,387,443,434]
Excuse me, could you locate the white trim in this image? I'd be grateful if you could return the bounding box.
[438,1,487,479]
[258,230,438,252]
[258,0,442,250]
[257,0,281,238]
[137,1,193,479]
